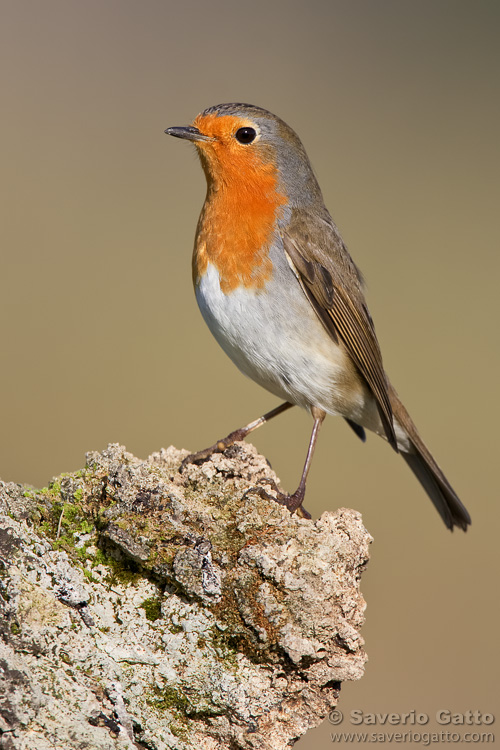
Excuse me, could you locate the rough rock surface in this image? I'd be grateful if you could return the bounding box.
[0,442,372,749]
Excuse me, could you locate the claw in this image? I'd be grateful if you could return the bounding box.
[242,483,311,520]
[179,451,209,472]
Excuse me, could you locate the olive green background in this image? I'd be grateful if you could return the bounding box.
[1,1,499,745]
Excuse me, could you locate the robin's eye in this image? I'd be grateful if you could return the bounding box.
[235,127,257,144]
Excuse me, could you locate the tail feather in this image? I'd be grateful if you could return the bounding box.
[400,449,470,531]
[389,385,471,531]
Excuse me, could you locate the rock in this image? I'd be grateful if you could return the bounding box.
[0,442,372,749]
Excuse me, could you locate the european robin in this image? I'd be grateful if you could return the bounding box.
[165,103,471,531]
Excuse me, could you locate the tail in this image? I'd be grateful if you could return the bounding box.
[389,385,471,531]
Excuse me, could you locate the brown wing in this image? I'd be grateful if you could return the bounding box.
[282,214,398,450]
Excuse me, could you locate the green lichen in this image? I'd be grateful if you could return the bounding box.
[209,624,241,667]
[48,479,62,495]
[100,553,142,587]
[17,471,130,590]
[169,722,189,740]
[147,685,191,714]
[147,684,221,722]
[139,596,163,621]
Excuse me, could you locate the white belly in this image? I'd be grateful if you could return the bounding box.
[195,260,370,420]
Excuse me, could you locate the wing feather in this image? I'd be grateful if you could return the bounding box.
[282,217,398,450]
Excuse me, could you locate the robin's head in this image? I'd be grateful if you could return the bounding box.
[165,103,323,208]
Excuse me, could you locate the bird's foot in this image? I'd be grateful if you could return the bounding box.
[179,428,249,472]
[243,480,311,519]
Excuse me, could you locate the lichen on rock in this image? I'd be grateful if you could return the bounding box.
[0,442,372,749]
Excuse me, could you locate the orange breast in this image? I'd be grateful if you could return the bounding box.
[192,114,287,293]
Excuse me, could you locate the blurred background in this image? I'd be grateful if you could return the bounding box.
[1,1,498,745]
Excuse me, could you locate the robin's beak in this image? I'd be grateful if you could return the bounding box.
[164,126,213,142]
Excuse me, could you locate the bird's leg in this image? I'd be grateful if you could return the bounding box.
[248,407,326,519]
[180,401,294,471]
